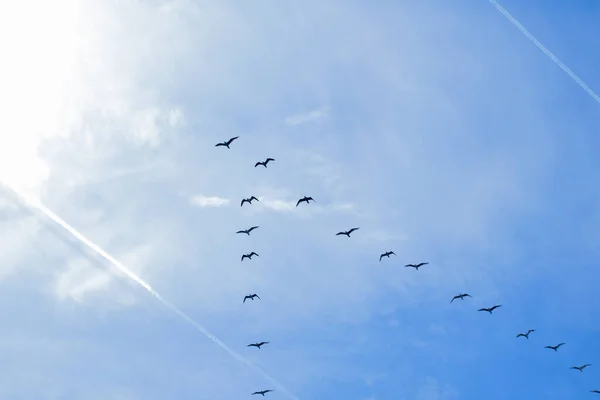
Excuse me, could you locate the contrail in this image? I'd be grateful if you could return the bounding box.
[4,184,300,400]
[489,0,600,105]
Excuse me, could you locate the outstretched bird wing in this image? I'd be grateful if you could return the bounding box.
[248,226,259,232]
[243,296,250,303]
[348,227,360,234]
[226,136,239,145]
[254,161,263,167]
[296,198,305,206]
[266,158,275,162]
[215,142,225,147]
[478,308,490,312]
[490,305,502,311]
[336,231,346,236]
[236,230,247,234]
[250,252,259,257]
[250,196,259,202]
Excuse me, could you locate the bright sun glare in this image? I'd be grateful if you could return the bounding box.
[0,0,81,196]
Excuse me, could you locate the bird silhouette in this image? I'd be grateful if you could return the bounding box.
[296,196,314,206]
[215,136,239,149]
[379,251,395,261]
[252,390,274,396]
[544,343,565,352]
[255,158,275,168]
[236,226,260,235]
[241,196,260,207]
[516,329,535,339]
[243,294,260,303]
[591,390,600,394]
[247,341,270,349]
[450,293,472,303]
[241,252,259,261]
[570,364,591,372]
[478,305,502,314]
[405,262,428,270]
[336,227,360,237]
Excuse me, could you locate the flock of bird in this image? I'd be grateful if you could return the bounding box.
[216,135,598,396]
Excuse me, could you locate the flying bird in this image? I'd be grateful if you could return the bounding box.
[450,293,472,303]
[241,252,259,261]
[252,390,274,396]
[570,364,591,372]
[478,305,502,314]
[236,226,259,235]
[336,227,360,237]
[544,343,566,352]
[516,329,535,339]
[591,390,600,394]
[296,196,314,207]
[241,196,260,207]
[379,251,395,261]
[247,341,270,349]
[215,136,239,149]
[243,294,260,303]
[405,262,428,270]
[255,158,275,168]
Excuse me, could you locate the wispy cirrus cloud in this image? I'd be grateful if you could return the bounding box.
[284,106,330,126]
[189,195,230,208]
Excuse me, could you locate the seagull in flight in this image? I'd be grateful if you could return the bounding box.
[570,364,591,372]
[241,252,259,261]
[516,329,535,339]
[252,390,274,396]
[247,341,270,349]
[243,294,260,303]
[544,342,565,352]
[379,251,395,261]
[336,228,360,237]
[591,390,600,394]
[236,226,259,235]
[478,305,502,314]
[405,262,428,270]
[255,158,275,168]
[241,196,259,207]
[450,293,472,303]
[215,136,239,149]
[296,196,314,207]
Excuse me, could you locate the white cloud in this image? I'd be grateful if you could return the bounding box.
[284,106,330,126]
[190,195,230,208]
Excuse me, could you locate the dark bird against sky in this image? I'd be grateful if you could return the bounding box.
[215,136,239,149]
[241,252,259,261]
[252,390,274,396]
[405,262,428,270]
[379,251,395,261]
[478,305,502,314]
[570,364,591,372]
[544,343,566,352]
[516,329,535,339]
[243,294,260,303]
[296,196,314,207]
[247,341,270,349]
[255,158,275,168]
[450,293,472,302]
[236,226,260,235]
[336,227,360,237]
[241,196,259,207]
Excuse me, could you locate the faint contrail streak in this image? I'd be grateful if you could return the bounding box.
[489,0,600,105]
[4,184,300,400]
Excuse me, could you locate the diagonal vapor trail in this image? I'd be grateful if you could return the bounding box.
[489,0,600,105]
[3,184,300,400]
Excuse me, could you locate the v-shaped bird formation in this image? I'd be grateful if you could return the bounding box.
[215,135,597,397]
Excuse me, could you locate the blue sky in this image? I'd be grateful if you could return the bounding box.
[0,0,599,399]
